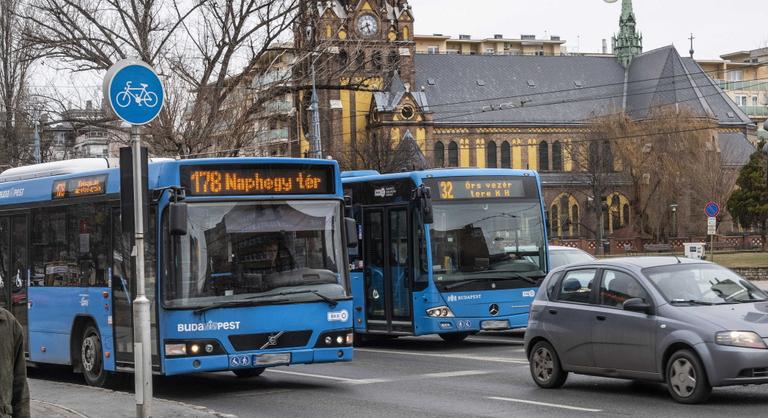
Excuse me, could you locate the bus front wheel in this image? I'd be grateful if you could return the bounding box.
[439,332,472,344]
[80,324,113,387]
[233,368,265,378]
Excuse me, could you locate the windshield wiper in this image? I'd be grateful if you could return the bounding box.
[244,289,339,308]
[669,299,716,306]
[193,298,290,314]
[443,272,538,291]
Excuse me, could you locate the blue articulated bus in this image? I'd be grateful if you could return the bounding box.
[343,169,548,342]
[0,157,355,386]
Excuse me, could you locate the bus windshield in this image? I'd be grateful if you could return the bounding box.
[429,200,546,287]
[164,200,346,308]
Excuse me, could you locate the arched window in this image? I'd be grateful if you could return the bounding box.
[571,204,580,236]
[486,141,497,168]
[611,195,621,231]
[550,204,559,235]
[501,141,511,168]
[552,141,563,171]
[388,51,399,70]
[356,51,366,69]
[622,203,630,226]
[372,51,382,70]
[603,141,614,172]
[434,141,445,168]
[338,49,348,67]
[538,141,549,171]
[448,141,458,167]
[589,141,599,171]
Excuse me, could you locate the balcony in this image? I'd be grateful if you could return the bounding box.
[738,105,768,117]
[716,79,768,91]
[264,100,293,114]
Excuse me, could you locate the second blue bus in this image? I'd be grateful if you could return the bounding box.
[343,169,549,342]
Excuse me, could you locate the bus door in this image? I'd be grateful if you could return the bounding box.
[363,206,413,334]
[111,208,134,365]
[0,215,29,349]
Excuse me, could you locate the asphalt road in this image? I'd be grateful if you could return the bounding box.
[30,330,768,417]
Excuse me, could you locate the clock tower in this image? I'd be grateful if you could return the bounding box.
[294,0,415,167]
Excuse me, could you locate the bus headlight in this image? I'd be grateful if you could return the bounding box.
[315,330,353,347]
[165,340,224,357]
[426,306,454,317]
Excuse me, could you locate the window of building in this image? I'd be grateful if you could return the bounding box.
[753,96,759,106]
[448,141,458,167]
[552,141,563,171]
[338,49,348,67]
[486,141,497,168]
[388,51,399,69]
[434,141,445,167]
[372,51,382,70]
[737,95,747,106]
[501,141,511,168]
[571,204,580,236]
[427,46,439,54]
[538,141,549,171]
[356,51,366,70]
[728,70,743,82]
[485,48,495,55]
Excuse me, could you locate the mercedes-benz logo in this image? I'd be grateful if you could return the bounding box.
[489,304,499,316]
[260,331,285,349]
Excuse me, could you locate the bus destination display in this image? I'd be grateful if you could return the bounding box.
[181,165,334,196]
[425,177,528,200]
[52,175,107,199]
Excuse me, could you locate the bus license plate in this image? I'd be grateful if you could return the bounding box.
[253,353,291,366]
[481,320,510,330]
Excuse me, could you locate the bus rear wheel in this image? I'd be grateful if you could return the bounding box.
[80,324,113,387]
[233,368,265,378]
[439,332,472,344]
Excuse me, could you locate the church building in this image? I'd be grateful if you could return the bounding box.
[294,0,758,249]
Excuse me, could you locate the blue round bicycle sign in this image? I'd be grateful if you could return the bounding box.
[103,59,164,125]
[704,201,720,217]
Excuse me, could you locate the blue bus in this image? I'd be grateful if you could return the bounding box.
[0,157,355,386]
[343,169,548,342]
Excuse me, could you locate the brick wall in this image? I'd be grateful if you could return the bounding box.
[732,267,768,281]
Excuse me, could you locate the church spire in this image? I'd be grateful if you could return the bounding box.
[612,0,643,67]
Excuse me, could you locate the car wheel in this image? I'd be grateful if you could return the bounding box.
[439,332,472,344]
[233,368,265,378]
[529,341,568,388]
[81,324,115,387]
[665,349,712,404]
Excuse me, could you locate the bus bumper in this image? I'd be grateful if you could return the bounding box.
[418,313,529,335]
[162,347,354,376]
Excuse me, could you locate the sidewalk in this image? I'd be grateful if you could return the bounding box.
[29,378,233,418]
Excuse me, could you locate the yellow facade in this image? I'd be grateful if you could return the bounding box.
[475,138,485,168]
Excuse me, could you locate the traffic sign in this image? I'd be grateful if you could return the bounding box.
[103,59,165,125]
[707,216,717,235]
[704,201,720,218]
[707,217,716,226]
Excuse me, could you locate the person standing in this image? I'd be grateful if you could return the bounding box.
[0,307,29,418]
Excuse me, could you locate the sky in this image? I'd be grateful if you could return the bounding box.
[409,0,768,60]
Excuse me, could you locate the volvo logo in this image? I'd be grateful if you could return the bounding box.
[260,331,285,349]
[489,304,499,316]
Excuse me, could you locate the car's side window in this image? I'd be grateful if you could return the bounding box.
[546,271,563,299]
[599,270,650,308]
[556,269,596,304]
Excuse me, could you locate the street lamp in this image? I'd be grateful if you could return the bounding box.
[670,204,678,238]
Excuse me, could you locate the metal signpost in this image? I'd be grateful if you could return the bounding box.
[705,202,720,263]
[103,59,165,418]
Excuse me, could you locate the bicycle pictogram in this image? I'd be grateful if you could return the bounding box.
[115,81,159,108]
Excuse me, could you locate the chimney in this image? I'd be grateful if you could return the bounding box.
[459,34,470,40]
[494,34,503,39]
[602,39,607,54]
[86,100,93,110]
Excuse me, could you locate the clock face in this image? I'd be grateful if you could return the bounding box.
[356,14,378,37]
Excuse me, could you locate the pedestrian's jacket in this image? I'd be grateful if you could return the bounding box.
[0,308,29,418]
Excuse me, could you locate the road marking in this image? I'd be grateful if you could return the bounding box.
[487,396,602,412]
[466,336,526,346]
[265,368,495,385]
[356,348,529,364]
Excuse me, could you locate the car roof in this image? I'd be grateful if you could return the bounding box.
[548,246,590,251]
[561,256,711,271]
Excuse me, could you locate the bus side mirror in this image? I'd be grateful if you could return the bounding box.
[419,186,433,224]
[170,202,188,236]
[345,217,358,248]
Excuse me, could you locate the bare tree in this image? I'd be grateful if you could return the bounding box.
[0,0,37,166]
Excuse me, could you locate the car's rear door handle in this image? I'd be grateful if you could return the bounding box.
[548,309,558,315]
[596,315,606,321]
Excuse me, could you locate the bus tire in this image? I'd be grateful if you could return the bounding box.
[233,368,265,378]
[439,332,471,344]
[80,324,113,387]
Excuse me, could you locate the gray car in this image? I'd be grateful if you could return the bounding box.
[524,256,768,404]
